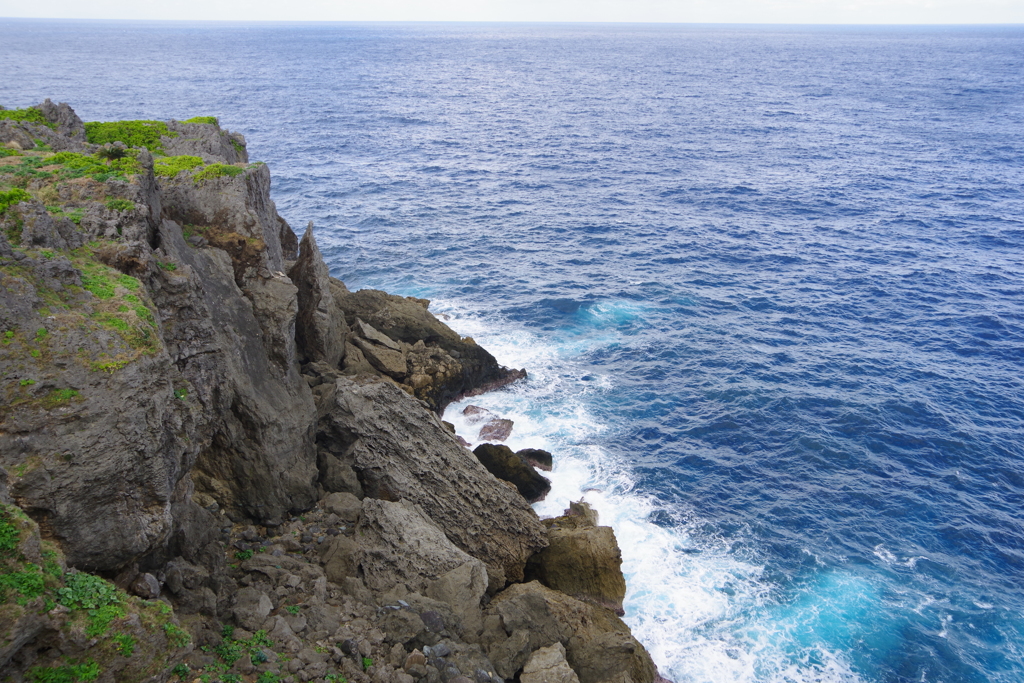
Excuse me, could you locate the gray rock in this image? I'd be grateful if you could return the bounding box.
[318,378,547,587]
[516,448,553,472]
[288,223,346,367]
[233,587,273,631]
[353,335,408,378]
[130,573,161,599]
[164,118,248,164]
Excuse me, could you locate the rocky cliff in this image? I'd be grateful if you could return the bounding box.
[0,101,663,683]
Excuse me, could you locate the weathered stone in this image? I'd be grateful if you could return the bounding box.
[472,444,551,504]
[322,491,362,522]
[164,118,248,164]
[354,335,408,378]
[521,643,580,683]
[484,582,657,683]
[131,573,162,599]
[525,516,627,614]
[318,378,547,586]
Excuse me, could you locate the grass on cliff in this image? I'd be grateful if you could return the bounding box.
[0,106,56,130]
[0,504,191,683]
[182,115,218,125]
[153,154,204,178]
[0,150,139,191]
[84,120,177,154]
[0,244,161,411]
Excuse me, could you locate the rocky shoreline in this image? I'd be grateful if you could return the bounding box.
[0,102,664,683]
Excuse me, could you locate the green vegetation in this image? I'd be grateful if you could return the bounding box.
[183,116,218,125]
[42,389,79,408]
[0,107,56,130]
[0,187,32,215]
[104,198,134,212]
[174,387,188,400]
[362,657,373,671]
[158,260,177,271]
[256,673,282,683]
[58,571,126,636]
[0,146,22,157]
[153,155,204,178]
[193,163,244,182]
[325,674,347,683]
[285,604,301,615]
[163,622,191,648]
[231,138,245,154]
[234,548,254,561]
[84,120,176,153]
[171,663,189,680]
[26,660,100,683]
[47,206,84,225]
[112,633,135,657]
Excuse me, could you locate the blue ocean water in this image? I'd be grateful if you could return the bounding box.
[3,19,1024,683]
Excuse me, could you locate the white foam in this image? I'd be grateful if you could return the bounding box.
[434,299,865,683]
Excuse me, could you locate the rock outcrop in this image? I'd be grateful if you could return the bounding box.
[473,443,552,503]
[525,502,628,615]
[0,102,662,683]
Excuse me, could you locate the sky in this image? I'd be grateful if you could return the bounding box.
[0,0,1021,24]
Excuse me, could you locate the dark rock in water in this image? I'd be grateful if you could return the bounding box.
[526,502,627,615]
[473,444,551,503]
[517,448,553,472]
[478,418,514,442]
[462,405,493,423]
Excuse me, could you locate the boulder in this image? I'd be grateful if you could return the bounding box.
[317,378,547,587]
[525,504,627,615]
[473,444,551,503]
[482,582,657,683]
[232,587,273,631]
[322,491,362,522]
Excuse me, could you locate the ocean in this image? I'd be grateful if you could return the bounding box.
[2,19,1023,683]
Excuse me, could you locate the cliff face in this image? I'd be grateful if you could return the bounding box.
[0,102,659,683]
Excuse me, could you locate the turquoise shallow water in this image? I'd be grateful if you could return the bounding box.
[3,20,1024,682]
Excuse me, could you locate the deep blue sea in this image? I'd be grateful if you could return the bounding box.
[3,19,1024,683]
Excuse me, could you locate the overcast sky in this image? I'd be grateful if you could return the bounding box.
[0,0,1021,24]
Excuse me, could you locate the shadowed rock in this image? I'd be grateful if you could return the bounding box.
[473,444,551,503]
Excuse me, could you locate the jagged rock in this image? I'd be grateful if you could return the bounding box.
[517,448,553,472]
[525,504,627,615]
[9,201,86,250]
[155,218,319,526]
[36,98,86,140]
[354,334,408,378]
[521,642,580,683]
[317,378,547,588]
[332,286,524,411]
[482,581,657,683]
[473,444,551,503]
[288,223,347,367]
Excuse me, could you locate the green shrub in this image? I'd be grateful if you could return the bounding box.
[104,198,134,212]
[0,146,22,157]
[0,566,46,603]
[26,660,100,683]
[112,632,135,657]
[163,622,190,648]
[230,138,245,154]
[256,672,281,683]
[153,155,204,178]
[170,663,189,680]
[234,549,253,561]
[0,107,55,129]
[57,571,120,610]
[84,120,175,153]
[183,116,218,125]
[0,187,32,215]
[44,151,139,181]
[193,163,244,182]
